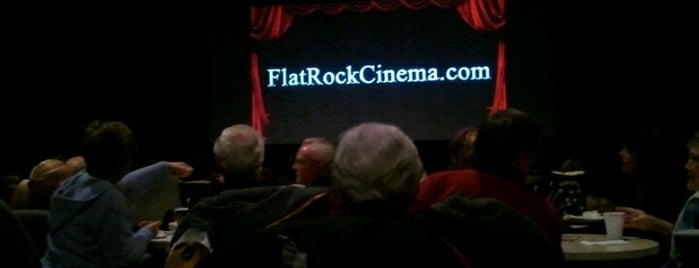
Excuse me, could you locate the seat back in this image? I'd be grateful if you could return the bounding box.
[13,209,50,255]
[178,181,220,208]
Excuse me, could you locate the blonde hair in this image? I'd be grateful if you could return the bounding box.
[29,159,65,181]
[13,158,77,209]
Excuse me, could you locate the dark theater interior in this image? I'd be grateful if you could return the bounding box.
[2,1,697,267]
[4,0,695,177]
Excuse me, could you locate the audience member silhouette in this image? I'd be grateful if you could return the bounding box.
[615,130,688,222]
[11,156,85,210]
[617,129,699,268]
[167,126,332,267]
[447,127,478,170]
[211,124,267,188]
[42,120,193,268]
[239,122,563,268]
[291,137,334,187]
[411,109,563,246]
[179,124,269,207]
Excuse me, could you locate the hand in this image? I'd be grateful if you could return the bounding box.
[209,172,224,184]
[615,206,648,229]
[137,220,152,228]
[145,220,162,234]
[166,162,194,180]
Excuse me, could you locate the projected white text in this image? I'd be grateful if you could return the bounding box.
[266,64,491,87]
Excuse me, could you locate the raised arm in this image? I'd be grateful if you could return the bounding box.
[119,161,193,200]
[616,206,674,237]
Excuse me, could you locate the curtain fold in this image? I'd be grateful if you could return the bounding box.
[250,52,269,133]
[250,5,295,41]
[249,0,507,134]
[455,0,505,31]
[491,40,507,112]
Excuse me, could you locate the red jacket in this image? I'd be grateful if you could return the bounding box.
[411,169,563,246]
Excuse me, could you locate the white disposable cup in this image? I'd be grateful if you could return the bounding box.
[603,212,625,240]
[168,221,179,231]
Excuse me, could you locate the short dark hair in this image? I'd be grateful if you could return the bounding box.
[81,120,136,179]
[473,109,543,180]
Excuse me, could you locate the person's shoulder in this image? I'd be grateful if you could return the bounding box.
[421,195,564,267]
[684,195,699,213]
[255,216,466,267]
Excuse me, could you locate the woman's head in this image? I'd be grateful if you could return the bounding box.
[29,159,65,181]
[618,130,671,178]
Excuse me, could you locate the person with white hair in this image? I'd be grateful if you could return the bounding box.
[212,124,266,188]
[291,137,335,187]
[178,124,269,208]
[167,125,332,267]
[235,122,563,268]
[330,122,424,217]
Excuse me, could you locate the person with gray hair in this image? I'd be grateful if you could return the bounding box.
[178,124,268,208]
[167,126,334,267]
[292,137,335,187]
[213,124,265,186]
[230,121,563,267]
[332,122,424,216]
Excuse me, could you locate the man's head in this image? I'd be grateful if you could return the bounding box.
[473,109,543,182]
[292,137,334,186]
[81,120,137,181]
[213,124,265,178]
[332,122,424,215]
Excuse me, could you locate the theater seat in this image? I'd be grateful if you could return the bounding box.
[13,209,50,255]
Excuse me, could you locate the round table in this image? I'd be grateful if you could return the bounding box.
[562,233,659,261]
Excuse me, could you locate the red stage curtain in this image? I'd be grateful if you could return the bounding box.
[249,0,506,135]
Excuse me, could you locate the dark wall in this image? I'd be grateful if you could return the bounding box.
[3,0,695,180]
[2,2,215,177]
[553,1,697,176]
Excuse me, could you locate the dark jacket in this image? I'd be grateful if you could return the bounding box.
[419,194,564,268]
[172,185,331,266]
[237,194,564,268]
